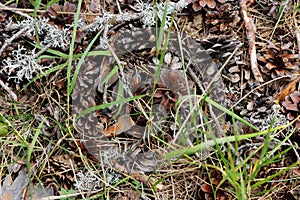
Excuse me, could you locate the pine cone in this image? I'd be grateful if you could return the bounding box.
[281,91,300,130]
[71,52,111,157]
[192,0,226,11]
[42,154,77,194]
[257,42,299,79]
[205,2,240,34]
[113,190,141,200]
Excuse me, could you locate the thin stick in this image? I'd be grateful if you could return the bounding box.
[107,43,150,123]
[270,0,289,40]
[0,5,101,16]
[34,43,52,58]
[79,12,142,32]
[0,79,17,101]
[296,30,300,55]
[107,44,130,96]
[0,3,32,19]
[294,12,300,55]
[0,27,26,56]
[240,0,264,82]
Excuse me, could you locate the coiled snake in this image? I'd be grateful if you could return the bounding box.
[71,25,225,174]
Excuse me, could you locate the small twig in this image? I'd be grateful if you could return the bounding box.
[288,139,300,161]
[34,43,52,58]
[240,0,264,82]
[0,5,103,16]
[107,44,130,95]
[294,12,300,55]
[115,0,123,14]
[107,44,150,121]
[0,3,32,19]
[296,30,300,55]
[0,27,27,56]
[103,84,108,104]
[79,12,142,32]
[208,103,224,137]
[0,79,17,101]
[187,66,205,92]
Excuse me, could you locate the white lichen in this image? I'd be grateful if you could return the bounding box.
[7,17,70,50]
[74,171,102,191]
[1,45,50,83]
[74,169,121,191]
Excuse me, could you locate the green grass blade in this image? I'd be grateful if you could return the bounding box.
[165,126,284,159]
[102,65,118,85]
[33,0,41,43]
[204,96,259,132]
[69,27,104,95]
[26,121,44,175]
[67,0,82,123]
[77,95,145,119]
[251,161,298,189]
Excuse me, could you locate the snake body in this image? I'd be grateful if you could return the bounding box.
[71,25,225,173]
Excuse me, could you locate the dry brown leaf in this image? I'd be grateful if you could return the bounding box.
[0,167,53,200]
[276,78,298,104]
[101,115,135,137]
[0,168,28,200]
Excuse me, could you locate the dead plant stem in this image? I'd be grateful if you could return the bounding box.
[240,0,264,82]
[0,79,17,101]
[0,3,32,19]
[0,27,27,56]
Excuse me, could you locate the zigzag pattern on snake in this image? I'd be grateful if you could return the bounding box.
[71,25,226,173]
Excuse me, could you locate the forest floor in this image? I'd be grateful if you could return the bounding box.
[0,0,300,199]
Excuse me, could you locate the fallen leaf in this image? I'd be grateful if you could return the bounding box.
[276,78,298,104]
[24,184,53,200]
[0,168,28,200]
[102,115,135,137]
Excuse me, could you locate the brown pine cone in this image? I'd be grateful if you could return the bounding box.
[192,0,226,11]
[42,154,77,194]
[205,2,240,34]
[257,42,299,79]
[282,91,300,130]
